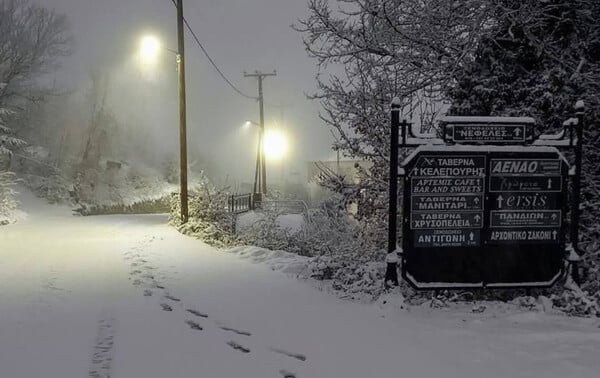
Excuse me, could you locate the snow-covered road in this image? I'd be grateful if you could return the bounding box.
[1,192,600,378]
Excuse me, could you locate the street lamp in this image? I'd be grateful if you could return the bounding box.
[263,129,287,161]
[244,120,288,198]
[245,120,262,199]
[139,36,161,64]
[137,31,188,223]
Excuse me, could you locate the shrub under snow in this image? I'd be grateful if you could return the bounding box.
[0,170,18,225]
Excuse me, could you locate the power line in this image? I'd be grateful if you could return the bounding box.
[169,0,257,100]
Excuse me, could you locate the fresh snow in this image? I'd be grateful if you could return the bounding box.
[1,189,600,378]
[401,144,569,168]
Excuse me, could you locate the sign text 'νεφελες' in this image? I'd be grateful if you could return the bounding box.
[450,124,527,142]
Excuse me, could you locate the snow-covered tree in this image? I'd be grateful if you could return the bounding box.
[448,0,600,126]
[0,107,24,224]
[295,0,492,243]
[447,0,600,247]
[0,0,71,105]
[0,0,71,221]
[0,108,25,160]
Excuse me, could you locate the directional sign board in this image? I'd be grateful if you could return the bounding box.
[402,147,567,289]
[442,117,535,144]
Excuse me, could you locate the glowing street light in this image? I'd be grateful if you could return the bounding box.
[243,120,288,199]
[139,36,161,64]
[263,129,286,161]
[135,30,188,223]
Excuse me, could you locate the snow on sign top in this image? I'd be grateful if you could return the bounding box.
[400,144,569,170]
[440,116,536,144]
[440,116,536,124]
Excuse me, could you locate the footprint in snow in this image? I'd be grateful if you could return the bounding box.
[185,320,203,330]
[151,282,165,289]
[227,341,250,353]
[143,289,152,297]
[160,303,173,312]
[270,347,307,362]
[164,294,181,302]
[279,369,297,378]
[219,326,251,336]
[88,318,116,378]
[186,309,208,318]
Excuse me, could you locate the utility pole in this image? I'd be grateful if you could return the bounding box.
[244,70,276,195]
[176,0,188,222]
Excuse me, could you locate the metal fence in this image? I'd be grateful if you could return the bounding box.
[259,200,311,224]
[228,193,253,214]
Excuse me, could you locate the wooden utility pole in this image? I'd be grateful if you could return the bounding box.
[176,0,188,222]
[244,70,276,195]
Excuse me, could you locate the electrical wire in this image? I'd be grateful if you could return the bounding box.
[169,0,258,100]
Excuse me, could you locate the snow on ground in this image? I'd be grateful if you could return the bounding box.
[237,211,305,235]
[275,214,305,234]
[1,190,600,378]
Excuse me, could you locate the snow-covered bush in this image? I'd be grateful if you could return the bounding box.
[0,108,24,225]
[237,211,293,252]
[236,196,388,300]
[551,288,600,317]
[0,170,18,225]
[21,173,72,204]
[170,182,235,248]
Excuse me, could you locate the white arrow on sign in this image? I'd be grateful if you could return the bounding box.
[474,197,480,205]
[552,230,558,239]
[514,127,522,137]
[474,214,481,223]
[551,213,558,220]
[496,195,504,209]
[469,232,474,241]
[547,178,553,189]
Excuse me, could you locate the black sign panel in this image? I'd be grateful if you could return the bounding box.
[407,155,485,251]
[413,229,480,248]
[402,148,567,289]
[446,124,528,143]
[411,194,483,211]
[444,123,534,144]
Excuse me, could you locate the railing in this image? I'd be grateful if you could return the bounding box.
[258,200,311,224]
[228,193,253,214]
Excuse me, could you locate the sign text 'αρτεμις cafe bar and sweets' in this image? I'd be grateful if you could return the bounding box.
[410,155,485,248]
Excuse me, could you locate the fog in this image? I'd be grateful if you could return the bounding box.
[42,0,334,186]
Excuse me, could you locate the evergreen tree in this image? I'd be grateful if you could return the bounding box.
[0,107,26,159]
[449,0,600,128]
[448,0,600,250]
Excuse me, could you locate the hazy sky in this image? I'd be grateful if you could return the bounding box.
[43,0,334,183]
